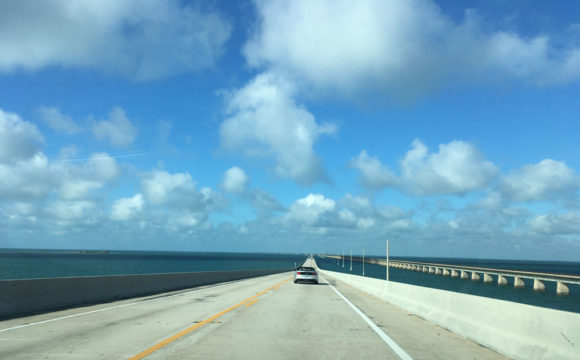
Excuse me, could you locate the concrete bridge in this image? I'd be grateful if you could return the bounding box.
[0,258,579,359]
[377,259,579,295]
[322,254,579,296]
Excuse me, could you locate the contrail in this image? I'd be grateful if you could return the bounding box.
[52,152,150,162]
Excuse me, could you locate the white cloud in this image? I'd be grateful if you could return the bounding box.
[92,106,137,147]
[245,0,580,99]
[0,0,231,81]
[285,193,336,225]
[351,140,498,195]
[55,152,120,200]
[38,106,82,134]
[111,193,144,221]
[248,189,284,213]
[350,150,397,190]
[0,153,52,199]
[48,200,97,221]
[501,159,579,202]
[528,212,580,235]
[220,72,336,184]
[141,169,224,228]
[400,140,498,195]
[222,167,249,194]
[0,108,44,163]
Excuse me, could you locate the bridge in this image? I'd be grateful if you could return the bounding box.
[323,254,579,295]
[0,257,578,359]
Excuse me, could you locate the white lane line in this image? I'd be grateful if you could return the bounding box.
[320,275,414,360]
[0,273,289,333]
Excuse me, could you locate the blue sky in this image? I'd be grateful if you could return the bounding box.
[1,0,580,260]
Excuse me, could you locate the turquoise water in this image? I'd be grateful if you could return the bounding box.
[0,249,305,280]
[317,256,580,313]
[2,249,578,313]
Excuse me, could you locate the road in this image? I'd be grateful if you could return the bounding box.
[0,259,507,359]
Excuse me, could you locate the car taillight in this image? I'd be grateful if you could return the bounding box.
[312,272,317,275]
[297,272,303,275]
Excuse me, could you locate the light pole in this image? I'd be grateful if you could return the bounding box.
[350,250,352,272]
[342,250,344,268]
[362,248,365,276]
[386,239,389,282]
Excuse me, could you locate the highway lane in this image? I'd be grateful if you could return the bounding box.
[0,260,508,359]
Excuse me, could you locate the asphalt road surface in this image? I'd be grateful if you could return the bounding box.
[0,261,507,359]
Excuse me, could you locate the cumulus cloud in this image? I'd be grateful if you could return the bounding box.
[220,72,336,184]
[141,169,224,229]
[280,193,410,233]
[501,159,579,202]
[0,108,44,163]
[245,0,580,99]
[92,107,137,147]
[222,167,249,194]
[400,140,498,195]
[351,140,498,195]
[528,212,580,235]
[285,193,336,225]
[48,200,98,222]
[55,152,121,200]
[38,106,82,134]
[111,193,144,221]
[0,153,52,199]
[0,0,231,81]
[350,150,397,190]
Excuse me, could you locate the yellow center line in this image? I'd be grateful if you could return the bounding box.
[245,298,259,307]
[128,277,289,360]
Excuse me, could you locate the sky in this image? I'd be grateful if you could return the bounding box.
[1,0,580,260]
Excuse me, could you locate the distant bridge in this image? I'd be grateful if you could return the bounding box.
[321,254,578,295]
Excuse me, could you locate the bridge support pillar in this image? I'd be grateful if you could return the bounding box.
[514,277,525,288]
[460,271,469,279]
[443,269,450,276]
[435,268,442,275]
[423,266,428,272]
[483,273,493,283]
[557,281,570,296]
[498,275,508,286]
[429,267,435,274]
[451,270,459,278]
[533,279,545,292]
[471,272,480,281]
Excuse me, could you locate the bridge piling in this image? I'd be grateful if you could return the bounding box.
[471,272,480,281]
[557,281,570,296]
[514,277,525,288]
[498,275,508,286]
[483,273,493,283]
[533,279,545,292]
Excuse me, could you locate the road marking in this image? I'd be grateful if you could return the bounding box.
[245,298,259,307]
[0,274,288,333]
[128,278,289,360]
[320,275,414,360]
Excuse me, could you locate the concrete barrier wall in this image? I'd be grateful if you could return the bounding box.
[0,269,290,320]
[320,269,580,360]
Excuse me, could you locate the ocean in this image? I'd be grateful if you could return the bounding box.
[317,256,580,314]
[0,249,305,280]
[1,249,579,314]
